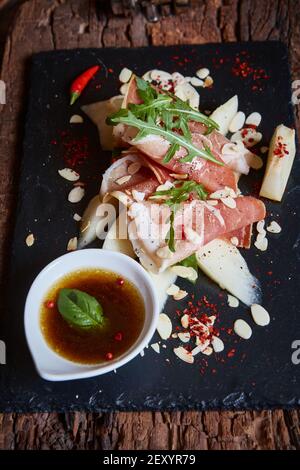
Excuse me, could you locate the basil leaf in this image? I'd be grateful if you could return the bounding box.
[57,288,105,328]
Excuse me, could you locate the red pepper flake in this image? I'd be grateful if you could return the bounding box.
[46,300,55,309]
[114,332,123,342]
[51,139,57,145]
[116,277,124,286]
[105,352,113,361]
[108,68,114,73]
[59,132,89,169]
[227,348,236,358]
[273,137,289,158]
[267,271,273,276]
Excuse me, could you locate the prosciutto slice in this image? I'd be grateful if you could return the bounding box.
[128,196,265,273]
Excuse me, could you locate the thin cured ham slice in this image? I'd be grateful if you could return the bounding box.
[128,196,265,273]
[100,150,172,199]
[225,224,253,249]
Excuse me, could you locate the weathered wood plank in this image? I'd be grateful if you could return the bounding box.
[0,0,299,450]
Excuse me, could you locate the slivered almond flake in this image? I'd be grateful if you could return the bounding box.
[171,266,198,282]
[67,236,78,251]
[120,83,129,95]
[192,339,210,354]
[245,112,262,127]
[25,233,35,247]
[207,200,218,206]
[210,188,230,199]
[166,284,180,296]
[250,155,263,170]
[173,346,194,364]
[190,77,204,87]
[221,197,236,209]
[267,221,282,233]
[132,190,145,202]
[229,111,246,133]
[230,236,239,246]
[202,346,213,356]
[157,246,174,259]
[58,168,80,182]
[230,130,243,143]
[254,236,268,251]
[211,336,224,353]
[128,162,141,175]
[73,213,82,222]
[115,175,132,185]
[169,173,188,180]
[119,67,132,83]
[256,231,266,241]
[178,332,190,343]
[173,290,188,300]
[156,181,174,191]
[208,315,216,325]
[68,186,85,203]
[151,343,160,354]
[69,114,83,124]
[196,68,210,79]
[181,314,189,328]
[204,76,214,87]
[234,319,252,339]
[227,294,239,308]
[250,304,270,326]
[157,313,172,340]
[256,220,265,233]
[260,146,269,154]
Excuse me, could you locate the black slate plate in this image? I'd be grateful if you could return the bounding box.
[1,42,300,412]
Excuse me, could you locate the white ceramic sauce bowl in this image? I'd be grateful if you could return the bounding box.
[24,249,159,381]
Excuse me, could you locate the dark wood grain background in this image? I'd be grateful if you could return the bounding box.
[0,0,300,450]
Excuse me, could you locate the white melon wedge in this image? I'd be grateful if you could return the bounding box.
[103,213,135,258]
[196,238,261,306]
[259,124,296,202]
[209,95,238,136]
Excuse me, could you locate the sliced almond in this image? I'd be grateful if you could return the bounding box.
[128,162,141,175]
[208,315,216,325]
[192,339,210,355]
[173,346,194,364]
[243,131,262,148]
[173,289,188,300]
[211,336,224,353]
[172,72,185,85]
[181,314,189,328]
[266,221,282,233]
[151,343,160,354]
[190,77,204,87]
[229,111,246,133]
[254,237,268,251]
[68,186,85,203]
[69,114,84,124]
[115,175,132,185]
[132,190,145,202]
[250,304,270,326]
[234,319,252,339]
[58,168,80,182]
[207,200,218,206]
[73,213,82,222]
[196,68,210,79]
[256,230,266,241]
[67,236,78,251]
[151,70,172,81]
[210,188,230,199]
[203,76,214,88]
[25,233,35,247]
[230,236,239,246]
[169,173,188,180]
[221,197,236,209]
[171,265,198,282]
[166,284,180,296]
[256,220,265,234]
[120,83,129,95]
[178,332,190,343]
[230,130,243,142]
[156,181,174,191]
[202,346,213,356]
[227,294,239,308]
[157,313,172,340]
[245,112,262,127]
[249,154,263,170]
[119,67,132,83]
[260,146,269,154]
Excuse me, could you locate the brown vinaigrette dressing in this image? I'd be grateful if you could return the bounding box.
[40,269,145,364]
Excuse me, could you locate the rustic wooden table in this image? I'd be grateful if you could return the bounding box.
[0,0,300,450]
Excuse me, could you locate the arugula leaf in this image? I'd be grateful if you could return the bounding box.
[106,77,222,166]
[57,288,106,329]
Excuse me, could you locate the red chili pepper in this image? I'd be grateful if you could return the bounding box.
[46,300,55,309]
[105,352,113,361]
[70,65,100,105]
